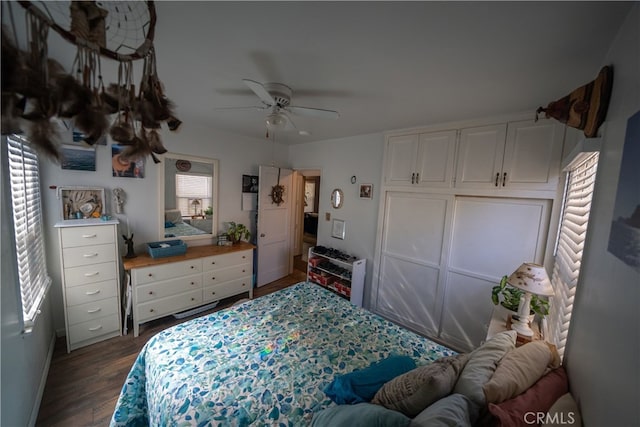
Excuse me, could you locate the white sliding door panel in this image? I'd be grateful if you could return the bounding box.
[440,197,551,351]
[375,192,453,338]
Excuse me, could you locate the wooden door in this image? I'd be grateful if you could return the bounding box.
[256,165,293,286]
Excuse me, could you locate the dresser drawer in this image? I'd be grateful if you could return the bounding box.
[202,250,252,271]
[136,274,202,303]
[66,297,119,326]
[203,276,252,303]
[137,289,202,322]
[65,280,118,306]
[134,259,203,285]
[68,314,120,345]
[61,225,115,248]
[64,262,117,287]
[203,264,252,287]
[62,243,116,268]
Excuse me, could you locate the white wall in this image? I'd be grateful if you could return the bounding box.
[289,133,384,305]
[563,5,639,426]
[40,123,289,332]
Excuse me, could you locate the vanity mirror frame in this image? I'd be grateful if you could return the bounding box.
[157,152,220,242]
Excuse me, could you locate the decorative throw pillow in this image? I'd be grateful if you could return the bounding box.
[410,393,477,427]
[453,331,517,407]
[542,392,582,427]
[323,355,417,404]
[310,403,410,427]
[483,341,561,404]
[372,353,469,417]
[488,367,568,427]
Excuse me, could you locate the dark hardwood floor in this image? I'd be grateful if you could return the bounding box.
[35,271,307,427]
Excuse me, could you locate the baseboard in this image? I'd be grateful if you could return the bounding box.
[28,330,56,427]
[55,327,66,337]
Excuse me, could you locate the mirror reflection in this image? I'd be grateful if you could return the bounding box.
[161,154,218,240]
[331,188,344,209]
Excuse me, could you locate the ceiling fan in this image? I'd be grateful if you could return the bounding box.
[218,79,340,135]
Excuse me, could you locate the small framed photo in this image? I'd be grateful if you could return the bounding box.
[59,186,105,220]
[242,175,259,193]
[331,219,346,240]
[359,183,373,199]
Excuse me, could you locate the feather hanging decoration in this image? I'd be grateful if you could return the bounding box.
[27,119,61,161]
[146,128,167,154]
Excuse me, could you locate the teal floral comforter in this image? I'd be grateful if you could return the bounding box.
[110,282,455,426]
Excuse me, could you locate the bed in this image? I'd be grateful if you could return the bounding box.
[164,209,208,237]
[110,282,455,426]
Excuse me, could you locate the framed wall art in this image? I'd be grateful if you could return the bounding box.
[331,219,346,240]
[359,183,373,199]
[59,186,105,220]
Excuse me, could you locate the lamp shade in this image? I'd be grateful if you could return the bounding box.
[507,263,554,296]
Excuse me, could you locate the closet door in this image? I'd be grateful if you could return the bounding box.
[439,197,551,351]
[375,192,453,338]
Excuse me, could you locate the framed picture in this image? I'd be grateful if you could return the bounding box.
[59,186,105,220]
[331,219,346,240]
[359,183,373,199]
[60,144,96,171]
[242,175,259,193]
[112,144,145,178]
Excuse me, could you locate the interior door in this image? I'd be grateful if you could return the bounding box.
[257,165,293,286]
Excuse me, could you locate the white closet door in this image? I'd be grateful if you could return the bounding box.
[375,192,453,337]
[440,197,551,351]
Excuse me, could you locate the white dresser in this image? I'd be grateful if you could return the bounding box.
[124,242,254,337]
[55,219,122,352]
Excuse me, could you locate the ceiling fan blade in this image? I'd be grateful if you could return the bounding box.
[213,105,268,111]
[280,111,311,135]
[287,105,340,119]
[243,79,275,106]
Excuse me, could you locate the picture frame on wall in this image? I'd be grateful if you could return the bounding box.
[242,175,259,193]
[331,219,346,240]
[60,144,97,171]
[359,183,373,199]
[59,186,105,220]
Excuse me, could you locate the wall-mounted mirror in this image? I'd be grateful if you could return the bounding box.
[158,153,219,241]
[330,188,344,209]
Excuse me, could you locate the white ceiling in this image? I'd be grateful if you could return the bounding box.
[18,1,634,144]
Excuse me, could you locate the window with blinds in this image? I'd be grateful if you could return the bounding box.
[175,173,212,216]
[7,135,51,333]
[547,152,599,358]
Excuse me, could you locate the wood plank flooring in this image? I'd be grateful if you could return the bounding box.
[35,271,307,427]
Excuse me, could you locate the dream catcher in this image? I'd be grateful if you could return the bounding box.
[270,167,285,206]
[1,1,180,163]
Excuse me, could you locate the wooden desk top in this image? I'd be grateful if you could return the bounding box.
[123,241,255,270]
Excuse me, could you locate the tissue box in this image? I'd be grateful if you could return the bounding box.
[147,240,187,258]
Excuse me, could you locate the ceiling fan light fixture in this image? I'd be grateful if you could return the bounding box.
[266,112,287,129]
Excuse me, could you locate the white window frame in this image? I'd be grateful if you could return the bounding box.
[6,134,51,333]
[546,151,599,358]
[175,173,212,217]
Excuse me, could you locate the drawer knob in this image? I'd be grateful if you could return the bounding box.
[211,277,215,280]
[211,291,216,295]
[149,291,153,295]
[211,261,216,265]
[190,265,195,269]
[191,297,195,301]
[88,325,103,331]
[242,283,246,287]
[148,273,153,277]
[242,269,246,273]
[242,256,246,259]
[150,309,154,313]
[190,281,195,285]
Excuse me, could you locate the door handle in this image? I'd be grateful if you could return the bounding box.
[411,172,415,184]
[495,172,500,187]
[415,172,420,184]
[260,233,265,237]
[502,172,507,187]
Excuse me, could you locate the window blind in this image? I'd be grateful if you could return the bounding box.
[547,152,599,358]
[175,174,212,216]
[7,135,51,333]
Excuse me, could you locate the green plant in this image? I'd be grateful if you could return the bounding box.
[491,276,549,316]
[204,206,213,216]
[225,221,250,243]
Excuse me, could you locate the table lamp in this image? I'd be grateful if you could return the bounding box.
[507,263,554,337]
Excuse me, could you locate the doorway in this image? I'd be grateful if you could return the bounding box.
[293,170,321,274]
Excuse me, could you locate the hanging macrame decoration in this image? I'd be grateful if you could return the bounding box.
[270,167,285,206]
[536,65,613,138]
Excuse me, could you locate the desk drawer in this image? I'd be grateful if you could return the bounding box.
[136,274,202,303]
[202,250,252,271]
[203,276,252,303]
[137,289,202,322]
[68,314,120,345]
[61,225,115,248]
[64,262,117,287]
[65,280,118,306]
[62,243,116,268]
[67,297,119,326]
[134,259,202,285]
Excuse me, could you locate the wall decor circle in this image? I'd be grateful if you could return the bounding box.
[176,159,192,172]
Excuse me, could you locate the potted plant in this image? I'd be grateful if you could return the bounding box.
[204,206,213,218]
[491,275,549,319]
[225,221,251,243]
